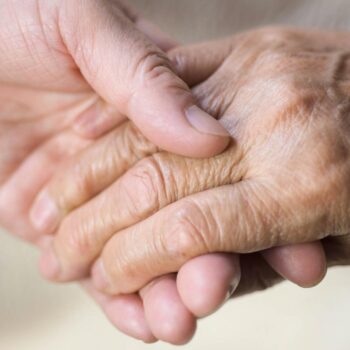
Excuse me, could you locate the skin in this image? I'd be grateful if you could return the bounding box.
[0,0,226,344]
[31,27,345,344]
[0,1,323,344]
[85,27,350,294]
[36,27,350,297]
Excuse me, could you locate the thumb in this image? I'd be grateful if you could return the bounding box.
[60,0,229,157]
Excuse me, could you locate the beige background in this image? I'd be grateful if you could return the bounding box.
[2,1,350,349]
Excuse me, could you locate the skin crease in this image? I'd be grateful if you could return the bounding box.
[36,27,350,299]
[0,0,226,344]
[0,0,324,344]
[86,27,350,295]
[31,27,346,344]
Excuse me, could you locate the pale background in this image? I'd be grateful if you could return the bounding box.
[2,1,350,349]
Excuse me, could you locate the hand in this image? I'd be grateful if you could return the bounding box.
[0,0,226,344]
[32,129,324,342]
[38,27,350,296]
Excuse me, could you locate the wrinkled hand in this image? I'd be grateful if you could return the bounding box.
[87,27,350,292]
[30,28,344,344]
[33,122,326,344]
[37,27,350,298]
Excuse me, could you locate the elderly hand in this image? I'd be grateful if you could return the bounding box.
[30,28,343,344]
[84,27,350,292]
[33,121,325,344]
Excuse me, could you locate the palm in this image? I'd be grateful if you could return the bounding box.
[0,6,99,239]
[0,86,97,239]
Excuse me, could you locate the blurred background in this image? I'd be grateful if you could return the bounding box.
[2,0,350,349]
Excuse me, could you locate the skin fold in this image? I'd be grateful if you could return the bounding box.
[0,0,227,344]
[0,0,323,344]
[31,27,350,344]
[0,0,342,344]
[86,27,349,294]
[35,27,350,297]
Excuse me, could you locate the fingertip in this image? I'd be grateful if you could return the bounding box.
[177,254,240,318]
[129,80,230,158]
[141,275,196,345]
[82,280,157,343]
[103,294,157,343]
[30,191,60,234]
[263,242,327,288]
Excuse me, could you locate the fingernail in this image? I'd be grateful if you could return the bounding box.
[185,105,230,137]
[225,274,241,301]
[40,247,61,280]
[92,260,109,291]
[30,192,59,233]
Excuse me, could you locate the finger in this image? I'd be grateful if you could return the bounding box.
[169,37,235,87]
[177,253,240,318]
[234,253,283,297]
[39,238,155,342]
[81,280,157,343]
[43,141,244,282]
[139,274,196,345]
[73,99,127,139]
[61,0,230,158]
[323,234,350,266]
[177,242,327,317]
[92,181,324,294]
[116,0,178,51]
[262,241,327,288]
[29,123,158,234]
[0,131,88,241]
[135,18,178,52]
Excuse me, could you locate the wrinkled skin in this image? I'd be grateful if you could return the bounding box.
[89,27,350,292]
[32,27,350,344]
[37,27,350,296]
[0,1,320,345]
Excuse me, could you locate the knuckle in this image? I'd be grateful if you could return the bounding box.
[133,51,188,91]
[122,156,167,218]
[65,162,98,206]
[254,26,296,47]
[168,49,187,75]
[192,82,229,118]
[160,200,213,261]
[255,49,291,74]
[59,216,93,258]
[102,241,140,293]
[134,51,170,80]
